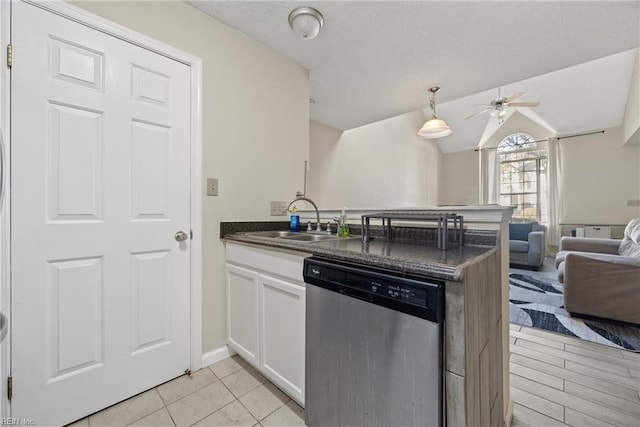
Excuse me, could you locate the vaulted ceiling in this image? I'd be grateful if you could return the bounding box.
[186,1,639,153]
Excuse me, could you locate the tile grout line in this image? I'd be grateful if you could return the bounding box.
[159,364,236,426]
[519,343,640,392]
[161,368,219,407]
[562,383,640,420]
[564,375,640,404]
[181,371,242,427]
[509,365,563,390]
[258,396,293,424]
[510,385,565,423]
[161,392,178,427]
[512,353,640,403]
[514,371,639,426]
[254,379,292,423]
[218,369,268,426]
[220,375,254,421]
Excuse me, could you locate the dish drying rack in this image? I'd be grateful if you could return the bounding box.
[361,212,464,250]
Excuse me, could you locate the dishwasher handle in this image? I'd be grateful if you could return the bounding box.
[338,286,374,303]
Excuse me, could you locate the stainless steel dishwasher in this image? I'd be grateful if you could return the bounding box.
[303,257,445,427]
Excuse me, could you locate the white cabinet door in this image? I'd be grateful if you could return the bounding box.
[226,264,260,366]
[259,274,305,405]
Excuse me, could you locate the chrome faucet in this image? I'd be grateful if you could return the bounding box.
[287,196,322,232]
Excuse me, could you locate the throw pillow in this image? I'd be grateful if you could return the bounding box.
[619,218,640,257]
[509,222,534,241]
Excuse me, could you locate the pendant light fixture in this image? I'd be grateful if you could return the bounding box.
[417,87,452,139]
[288,6,324,40]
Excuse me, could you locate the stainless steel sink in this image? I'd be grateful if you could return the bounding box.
[243,230,342,242]
[244,230,300,238]
[280,234,341,242]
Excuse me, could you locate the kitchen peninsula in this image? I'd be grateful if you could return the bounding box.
[223,205,514,426]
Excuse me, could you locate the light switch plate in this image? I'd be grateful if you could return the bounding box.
[207,178,219,196]
[270,201,288,216]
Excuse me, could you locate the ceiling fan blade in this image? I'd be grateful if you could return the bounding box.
[504,92,525,103]
[465,108,492,119]
[507,101,540,107]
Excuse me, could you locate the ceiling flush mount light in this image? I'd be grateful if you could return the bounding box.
[418,87,452,139]
[288,6,324,40]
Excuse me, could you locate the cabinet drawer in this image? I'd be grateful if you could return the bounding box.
[226,242,310,283]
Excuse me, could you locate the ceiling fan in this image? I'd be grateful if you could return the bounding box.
[465,88,540,120]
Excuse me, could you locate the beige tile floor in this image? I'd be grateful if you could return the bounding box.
[69,356,305,427]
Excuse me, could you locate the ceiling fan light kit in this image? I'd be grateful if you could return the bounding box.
[288,6,324,40]
[418,86,452,139]
[466,88,540,120]
[490,108,507,118]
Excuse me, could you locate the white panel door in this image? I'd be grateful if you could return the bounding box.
[11,2,191,424]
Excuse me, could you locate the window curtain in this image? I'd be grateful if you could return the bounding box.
[479,148,500,204]
[547,137,563,247]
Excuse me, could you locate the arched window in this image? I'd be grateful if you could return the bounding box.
[498,133,548,222]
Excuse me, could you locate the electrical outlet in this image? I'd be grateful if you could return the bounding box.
[270,201,288,216]
[207,178,219,196]
[627,199,640,207]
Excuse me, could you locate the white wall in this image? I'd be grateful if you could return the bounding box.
[308,111,442,209]
[440,150,479,205]
[622,49,639,145]
[561,126,640,224]
[72,1,310,352]
[482,111,555,149]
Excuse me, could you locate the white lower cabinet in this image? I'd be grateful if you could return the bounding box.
[226,242,308,406]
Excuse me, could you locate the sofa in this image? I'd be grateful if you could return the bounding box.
[509,222,546,270]
[555,218,640,324]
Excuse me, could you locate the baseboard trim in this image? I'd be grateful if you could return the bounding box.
[201,345,235,368]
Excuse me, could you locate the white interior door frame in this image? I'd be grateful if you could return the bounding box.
[0,0,203,417]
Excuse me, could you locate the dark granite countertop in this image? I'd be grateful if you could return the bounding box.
[224,231,496,281]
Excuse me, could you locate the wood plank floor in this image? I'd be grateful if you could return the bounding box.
[510,324,640,427]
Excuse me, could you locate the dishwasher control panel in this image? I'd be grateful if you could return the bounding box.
[306,264,428,307]
[304,257,444,322]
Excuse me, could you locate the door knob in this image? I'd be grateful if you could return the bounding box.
[175,231,188,242]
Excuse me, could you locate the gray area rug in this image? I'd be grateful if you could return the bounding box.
[509,273,640,351]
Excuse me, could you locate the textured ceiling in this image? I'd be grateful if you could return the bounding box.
[186,1,639,152]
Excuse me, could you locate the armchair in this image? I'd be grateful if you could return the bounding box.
[509,222,546,270]
[555,218,640,324]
